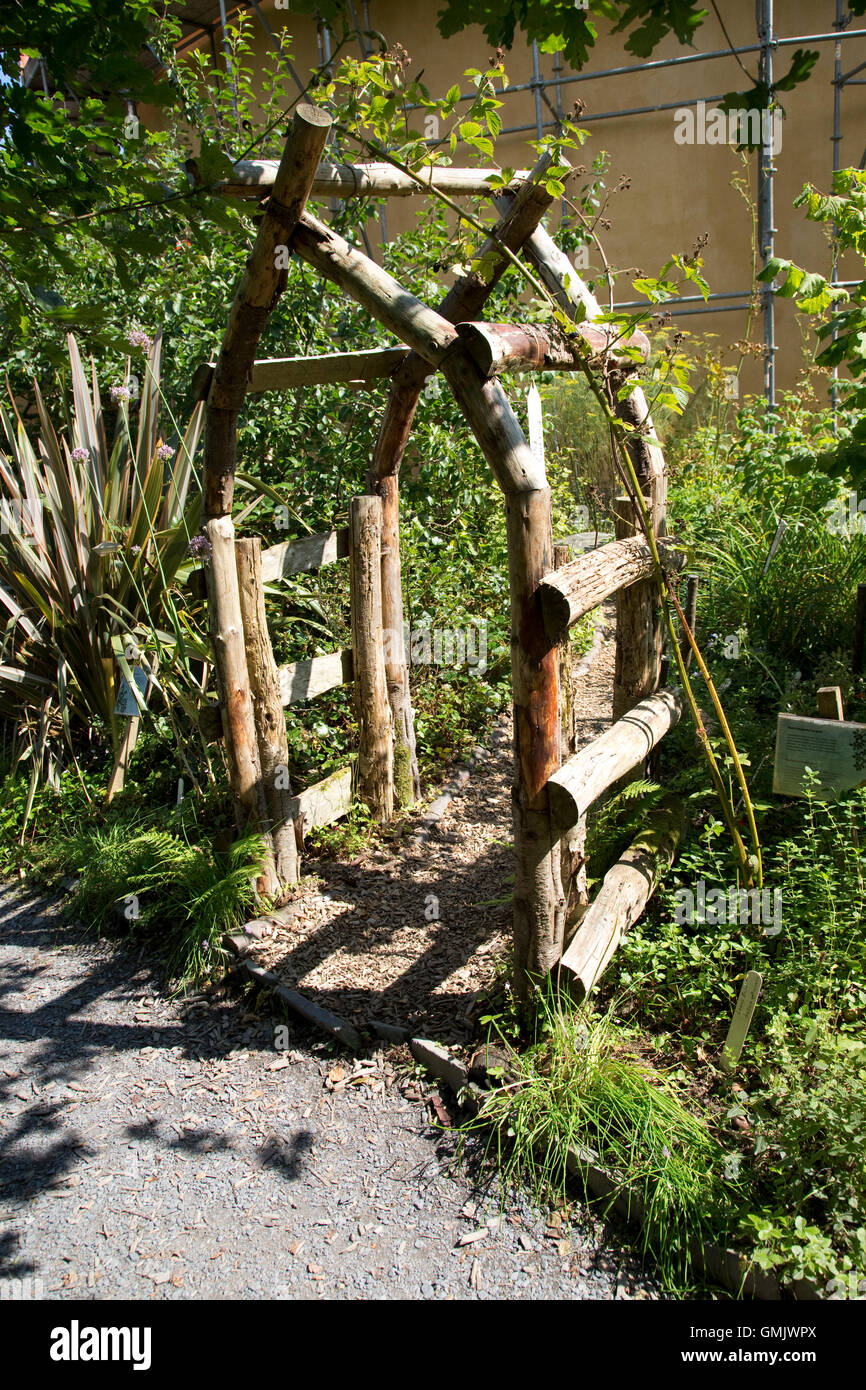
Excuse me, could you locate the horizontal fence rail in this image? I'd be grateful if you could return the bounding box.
[278,649,354,706]
[261,527,350,583]
[539,536,684,640]
[546,688,683,837]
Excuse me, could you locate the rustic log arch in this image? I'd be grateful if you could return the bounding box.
[197,107,681,998]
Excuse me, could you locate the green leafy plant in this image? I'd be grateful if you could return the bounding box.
[60,821,267,985]
[463,998,737,1289]
[0,331,206,822]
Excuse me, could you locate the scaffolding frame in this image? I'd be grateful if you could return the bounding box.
[174,0,866,407]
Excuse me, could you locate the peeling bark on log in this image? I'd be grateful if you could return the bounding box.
[349,496,394,822]
[559,798,685,999]
[547,688,682,838]
[456,320,651,377]
[204,516,278,896]
[539,535,684,642]
[235,537,299,894]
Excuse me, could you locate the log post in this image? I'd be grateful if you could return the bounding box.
[613,496,663,722]
[201,104,331,855]
[442,353,564,998]
[555,544,587,932]
[366,155,558,807]
[204,516,278,897]
[681,574,699,671]
[235,537,300,895]
[349,496,394,823]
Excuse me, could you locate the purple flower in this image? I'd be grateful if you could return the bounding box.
[128,327,153,353]
[157,443,175,461]
[71,446,89,464]
[188,533,212,562]
[110,384,131,406]
[201,939,210,952]
[130,544,142,556]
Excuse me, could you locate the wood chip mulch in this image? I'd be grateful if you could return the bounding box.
[254,611,616,1045]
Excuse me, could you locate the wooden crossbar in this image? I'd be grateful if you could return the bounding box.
[538,537,684,641]
[261,528,350,583]
[546,688,683,837]
[278,649,353,707]
[216,160,533,200]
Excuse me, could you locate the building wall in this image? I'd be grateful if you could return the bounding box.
[167,1,866,397]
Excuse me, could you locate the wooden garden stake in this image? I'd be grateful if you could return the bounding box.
[349,496,394,823]
[721,970,763,1074]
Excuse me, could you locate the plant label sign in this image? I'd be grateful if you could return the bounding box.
[772,713,866,798]
[114,665,148,718]
[721,969,763,1074]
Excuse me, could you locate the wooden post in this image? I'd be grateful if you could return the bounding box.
[555,544,587,932]
[366,156,558,807]
[201,105,330,858]
[442,354,564,997]
[203,105,333,519]
[613,496,662,722]
[681,574,699,671]
[854,582,866,674]
[204,516,278,897]
[349,496,394,823]
[817,685,844,720]
[235,537,300,894]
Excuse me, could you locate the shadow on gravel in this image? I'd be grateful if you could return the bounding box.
[0,885,319,1273]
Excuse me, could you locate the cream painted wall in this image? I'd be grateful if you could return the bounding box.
[169,1,866,396]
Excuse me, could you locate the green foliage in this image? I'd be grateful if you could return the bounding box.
[741,1021,866,1289]
[668,393,866,666]
[465,999,736,1288]
[0,332,208,823]
[59,821,267,985]
[435,2,712,70]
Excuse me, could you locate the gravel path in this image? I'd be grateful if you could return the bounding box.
[0,885,660,1301]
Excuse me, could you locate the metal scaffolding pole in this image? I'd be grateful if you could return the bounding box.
[757,0,777,411]
[831,0,847,419]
